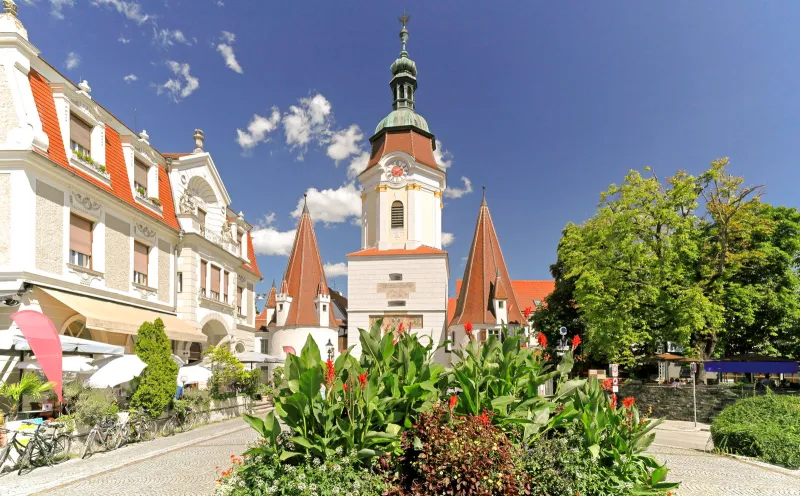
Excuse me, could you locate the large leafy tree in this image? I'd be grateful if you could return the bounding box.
[130,318,178,417]
[530,256,585,352]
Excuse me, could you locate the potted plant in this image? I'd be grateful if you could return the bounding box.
[137,187,146,196]
[0,372,55,421]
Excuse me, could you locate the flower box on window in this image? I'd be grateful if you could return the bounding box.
[71,150,110,181]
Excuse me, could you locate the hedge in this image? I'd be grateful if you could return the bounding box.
[711,392,800,468]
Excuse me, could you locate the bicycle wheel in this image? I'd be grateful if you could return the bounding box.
[140,419,156,441]
[114,424,130,449]
[81,430,101,459]
[50,434,71,463]
[0,441,14,472]
[161,417,176,437]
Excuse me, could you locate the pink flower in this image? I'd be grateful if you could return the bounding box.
[398,322,405,334]
[602,378,613,392]
[464,322,473,338]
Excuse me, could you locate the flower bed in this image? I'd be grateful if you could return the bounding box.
[215,323,679,495]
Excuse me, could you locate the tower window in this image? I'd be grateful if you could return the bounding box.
[389,273,403,281]
[391,201,404,229]
[388,300,406,307]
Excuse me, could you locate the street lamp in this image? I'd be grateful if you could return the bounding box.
[558,326,568,356]
[326,339,334,361]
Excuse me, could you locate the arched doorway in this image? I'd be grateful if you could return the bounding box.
[201,318,228,349]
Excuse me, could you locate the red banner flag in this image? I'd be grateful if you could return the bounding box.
[11,310,63,401]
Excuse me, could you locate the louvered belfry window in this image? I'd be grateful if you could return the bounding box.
[391,201,404,229]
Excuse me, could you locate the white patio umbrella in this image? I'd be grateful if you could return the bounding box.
[0,328,124,355]
[16,355,97,373]
[88,354,147,388]
[177,365,212,386]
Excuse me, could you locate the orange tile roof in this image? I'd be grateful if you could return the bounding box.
[265,283,277,309]
[363,128,440,174]
[29,69,179,230]
[450,196,525,327]
[240,232,262,278]
[511,280,556,310]
[447,297,457,324]
[347,245,448,257]
[280,204,337,328]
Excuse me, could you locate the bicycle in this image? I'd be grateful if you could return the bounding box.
[80,416,122,459]
[114,410,156,447]
[161,406,195,436]
[0,427,33,474]
[15,421,71,475]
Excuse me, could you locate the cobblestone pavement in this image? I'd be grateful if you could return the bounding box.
[648,444,800,496]
[0,416,254,496]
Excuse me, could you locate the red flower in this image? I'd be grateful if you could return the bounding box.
[610,393,618,409]
[398,322,405,334]
[536,332,547,348]
[325,359,335,387]
[449,395,458,411]
[622,397,635,409]
[358,373,367,388]
[342,383,348,392]
[523,306,533,319]
[477,412,491,426]
[464,322,473,338]
[571,335,581,351]
[392,337,397,345]
[521,343,527,349]
[602,378,613,391]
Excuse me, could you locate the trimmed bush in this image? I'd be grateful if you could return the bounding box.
[130,318,178,418]
[711,392,800,468]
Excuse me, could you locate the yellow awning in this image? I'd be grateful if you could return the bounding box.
[38,287,206,343]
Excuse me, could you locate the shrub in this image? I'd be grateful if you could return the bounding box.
[205,345,249,399]
[272,366,285,387]
[711,392,800,468]
[382,405,530,496]
[74,388,119,427]
[130,318,178,417]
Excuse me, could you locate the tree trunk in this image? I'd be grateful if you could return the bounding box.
[698,335,718,385]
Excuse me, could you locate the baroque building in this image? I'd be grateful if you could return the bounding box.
[0,3,261,380]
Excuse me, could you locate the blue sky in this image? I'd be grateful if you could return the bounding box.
[19,1,800,300]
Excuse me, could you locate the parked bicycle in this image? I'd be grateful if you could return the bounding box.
[15,421,71,475]
[80,416,123,459]
[161,406,196,436]
[0,427,32,474]
[114,410,156,447]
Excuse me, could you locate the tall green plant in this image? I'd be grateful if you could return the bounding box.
[204,345,248,399]
[130,318,177,417]
[0,372,55,420]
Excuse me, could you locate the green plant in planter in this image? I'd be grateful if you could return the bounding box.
[72,149,94,165]
[0,372,55,421]
[136,187,146,196]
[96,164,107,173]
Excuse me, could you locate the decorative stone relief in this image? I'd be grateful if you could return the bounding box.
[157,239,170,303]
[179,189,196,214]
[135,222,156,239]
[376,281,416,299]
[67,264,103,286]
[0,174,10,267]
[132,283,156,299]
[70,191,101,215]
[237,274,246,285]
[369,314,423,330]
[181,174,187,185]
[221,221,231,239]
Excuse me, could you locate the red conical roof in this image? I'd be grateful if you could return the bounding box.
[450,191,525,326]
[265,281,277,309]
[281,199,337,328]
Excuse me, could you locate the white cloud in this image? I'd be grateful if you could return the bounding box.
[43,0,75,19]
[347,151,370,180]
[64,52,80,70]
[91,0,151,24]
[123,74,138,83]
[434,139,453,169]
[118,35,131,44]
[216,31,243,74]
[156,61,199,101]
[291,183,361,224]
[442,232,455,247]
[236,109,281,150]
[327,124,363,163]
[283,93,332,158]
[153,28,192,49]
[323,262,347,277]
[251,213,296,256]
[216,0,224,5]
[444,176,473,199]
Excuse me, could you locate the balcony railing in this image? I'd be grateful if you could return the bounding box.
[196,222,241,257]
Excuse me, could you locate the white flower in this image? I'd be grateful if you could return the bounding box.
[313,457,321,466]
[353,480,361,490]
[335,446,343,455]
[298,482,306,491]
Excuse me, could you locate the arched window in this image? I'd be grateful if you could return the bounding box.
[391,201,404,229]
[64,319,91,340]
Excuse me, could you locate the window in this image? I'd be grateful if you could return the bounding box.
[134,159,149,196]
[236,286,244,315]
[177,272,183,292]
[224,272,230,303]
[69,213,92,268]
[198,208,206,234]
[388,300,406,307]
[133,241,149,285]
[69,114,92,156]
[391,201,404,229]
[322,304,327,312]
[498,301,504,309]
[260,339,269,354]
[200,260,207,295]
[389,273,403,281]
[210,265,221,300]
[279,303,283,311]
[64,319,91,340]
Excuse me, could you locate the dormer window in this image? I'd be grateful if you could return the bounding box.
[69,113,92,157]
[134,159,149,197]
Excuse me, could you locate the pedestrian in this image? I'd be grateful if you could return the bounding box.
[176,376,187,399]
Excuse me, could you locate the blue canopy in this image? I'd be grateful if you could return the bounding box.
[704,361,798,374]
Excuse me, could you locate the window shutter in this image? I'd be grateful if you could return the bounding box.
[237,286,243,307]
[211,265,221,293]
[69,214,92,255]
[391,201,404,228]
[70,114,92,151]
[134,160,148,189]
[224,272,229,301]
[133,241,148,275]
[198,209,206,225]
[200,260,207,290]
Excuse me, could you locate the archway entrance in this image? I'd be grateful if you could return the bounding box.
[201,319,228,349]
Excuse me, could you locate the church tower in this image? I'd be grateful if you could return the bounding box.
[347,15,450,362]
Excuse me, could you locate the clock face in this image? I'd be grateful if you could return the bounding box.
[386,160,408,184]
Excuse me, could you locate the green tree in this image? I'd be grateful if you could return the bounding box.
[0,372,54,420]
[530,256,586,353]
[204,345,248,399]
[130,318,178,417]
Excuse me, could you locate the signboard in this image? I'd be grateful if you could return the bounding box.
[612,377,619,392]
[690,362,697,374]
[610,364,619,377]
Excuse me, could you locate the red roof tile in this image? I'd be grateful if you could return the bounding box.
[363,128,439,174]
[447,297,457,324]
[265,283,277,309]
[347,245,447,257]
[29,69,179,230]
[511,281,556,310]
[450,196,525,326]
[240,231,262,278]
[281,206,336,328]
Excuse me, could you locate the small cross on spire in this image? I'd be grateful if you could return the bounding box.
[398,11,410,29]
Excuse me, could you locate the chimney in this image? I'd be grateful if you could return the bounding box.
[193,129,204,153]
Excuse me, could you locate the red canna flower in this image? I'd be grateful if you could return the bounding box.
[602,378,613,391]
[622,397,635,409]
[464,322,473,338]
[536,332,547,348]
[325,359,335,387]
[523,306,533,319]
[392,337,397,345]
[358,372,367,388]
[449,395,458,411]
[610,393,618,409]
[543,353,551,361]
[398,322,405,334]
[571,335,581,351]
[342,383,348,392]
[521,343,527,349]
[477,412,491,426]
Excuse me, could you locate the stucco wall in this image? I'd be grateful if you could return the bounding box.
[35,180,64,274]
[157,239,171,303]
[105,214,130,291]
[176,247,198,324]
[0,174,10,267]
[0,68,19,144]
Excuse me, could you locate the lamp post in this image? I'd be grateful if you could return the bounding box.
[326,339,334,361]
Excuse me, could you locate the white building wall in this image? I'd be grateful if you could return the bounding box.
[270,326,339,362]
